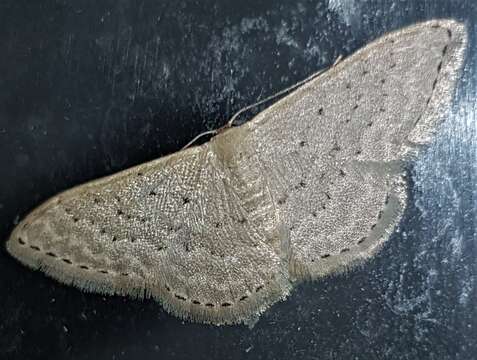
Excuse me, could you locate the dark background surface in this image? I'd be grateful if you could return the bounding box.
[0,0,476,359]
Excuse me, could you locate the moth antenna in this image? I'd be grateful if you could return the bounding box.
[182,63,332,150]
[226,54,343,127]
[226,67,327,127]
[333,54,344,66]
[181,129,218,150]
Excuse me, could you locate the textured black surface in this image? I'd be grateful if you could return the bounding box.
[0,1,476,359]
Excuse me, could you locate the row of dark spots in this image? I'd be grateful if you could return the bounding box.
[384,38,398,67]
[17,239,130,277]
[116,209,133,220]
[293,173,339,211]
[148,190,190,207]
[149,190,192,210]
[315,59,385,130]
[312,193,391,260]
[91,201,146,243]
[298,107,325,146]
[362,193,389,237]
[164,284,263,308]
[416,35,450,125]
[70,198,144,226]
[315,247,350,261]
[344,79,369,122]
[95,223,138,244]
[430,23,452,44]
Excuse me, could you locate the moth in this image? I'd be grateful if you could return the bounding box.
[6,20,467,325]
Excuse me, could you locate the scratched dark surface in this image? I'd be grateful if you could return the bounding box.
[0,0,476,359]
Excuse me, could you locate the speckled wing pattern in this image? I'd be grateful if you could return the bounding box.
[6,19,467,325]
